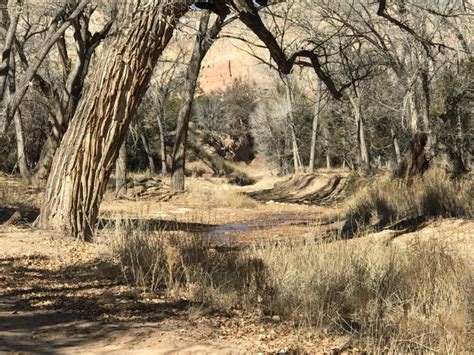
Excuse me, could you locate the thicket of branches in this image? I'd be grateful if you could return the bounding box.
[0,0,471,240]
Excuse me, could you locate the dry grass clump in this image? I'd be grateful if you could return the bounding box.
[250,238,473,352]
[112,220,171,292]
[345,168,473,234]
[112,220,266,306]
[112,219,473,352]
[215,189,258,209]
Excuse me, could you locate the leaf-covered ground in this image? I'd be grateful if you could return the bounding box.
[0,230,354,353]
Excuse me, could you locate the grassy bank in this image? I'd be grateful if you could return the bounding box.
[113,219,473,353]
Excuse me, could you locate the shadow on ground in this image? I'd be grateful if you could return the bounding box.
[0,205,39,225]
[97,217,216,233]
[0,255,191,353]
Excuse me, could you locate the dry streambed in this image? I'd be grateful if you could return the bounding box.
[1,173,472,353]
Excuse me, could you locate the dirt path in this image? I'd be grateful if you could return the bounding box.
[1,309,251,354]
[0,230,255,354]
[0,229,344,354]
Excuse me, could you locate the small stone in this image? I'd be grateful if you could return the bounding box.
[272,315,281,322]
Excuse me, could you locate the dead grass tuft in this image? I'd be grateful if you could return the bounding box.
[249,237,473,352]
[112,220,266,306]
[113,219,473,353]
[215,189,258,209]
[344,168,473,234]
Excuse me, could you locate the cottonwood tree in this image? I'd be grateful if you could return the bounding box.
[38,0,186,240]
[299,0,471,175]
[250,83,313,173]
[433,58,473,175]
[1,0,92,134]
[36,0,341,241]
[36,0,463,241]
[170,4,281,192]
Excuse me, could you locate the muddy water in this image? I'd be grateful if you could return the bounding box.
[204,214,300,244]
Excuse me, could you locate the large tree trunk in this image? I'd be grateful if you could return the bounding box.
[38,2,178,241]
[308,80,322,173]
[170,13,211,193]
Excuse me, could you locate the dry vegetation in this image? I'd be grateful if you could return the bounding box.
[344,168,473,235]
[112,172,474,353]
[1,0,472,352]
[1,170,473,352]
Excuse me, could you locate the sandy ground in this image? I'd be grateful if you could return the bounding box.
[0,174,349,354]
[0,228,350,354]
[0,229,252,354]
[1,174,472,353]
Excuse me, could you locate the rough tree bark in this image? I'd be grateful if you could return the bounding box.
[38,1,180,241]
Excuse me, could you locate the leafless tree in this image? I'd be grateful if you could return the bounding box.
[0,0,114,182]
[34,0,471,240]
[170,11,229,192]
